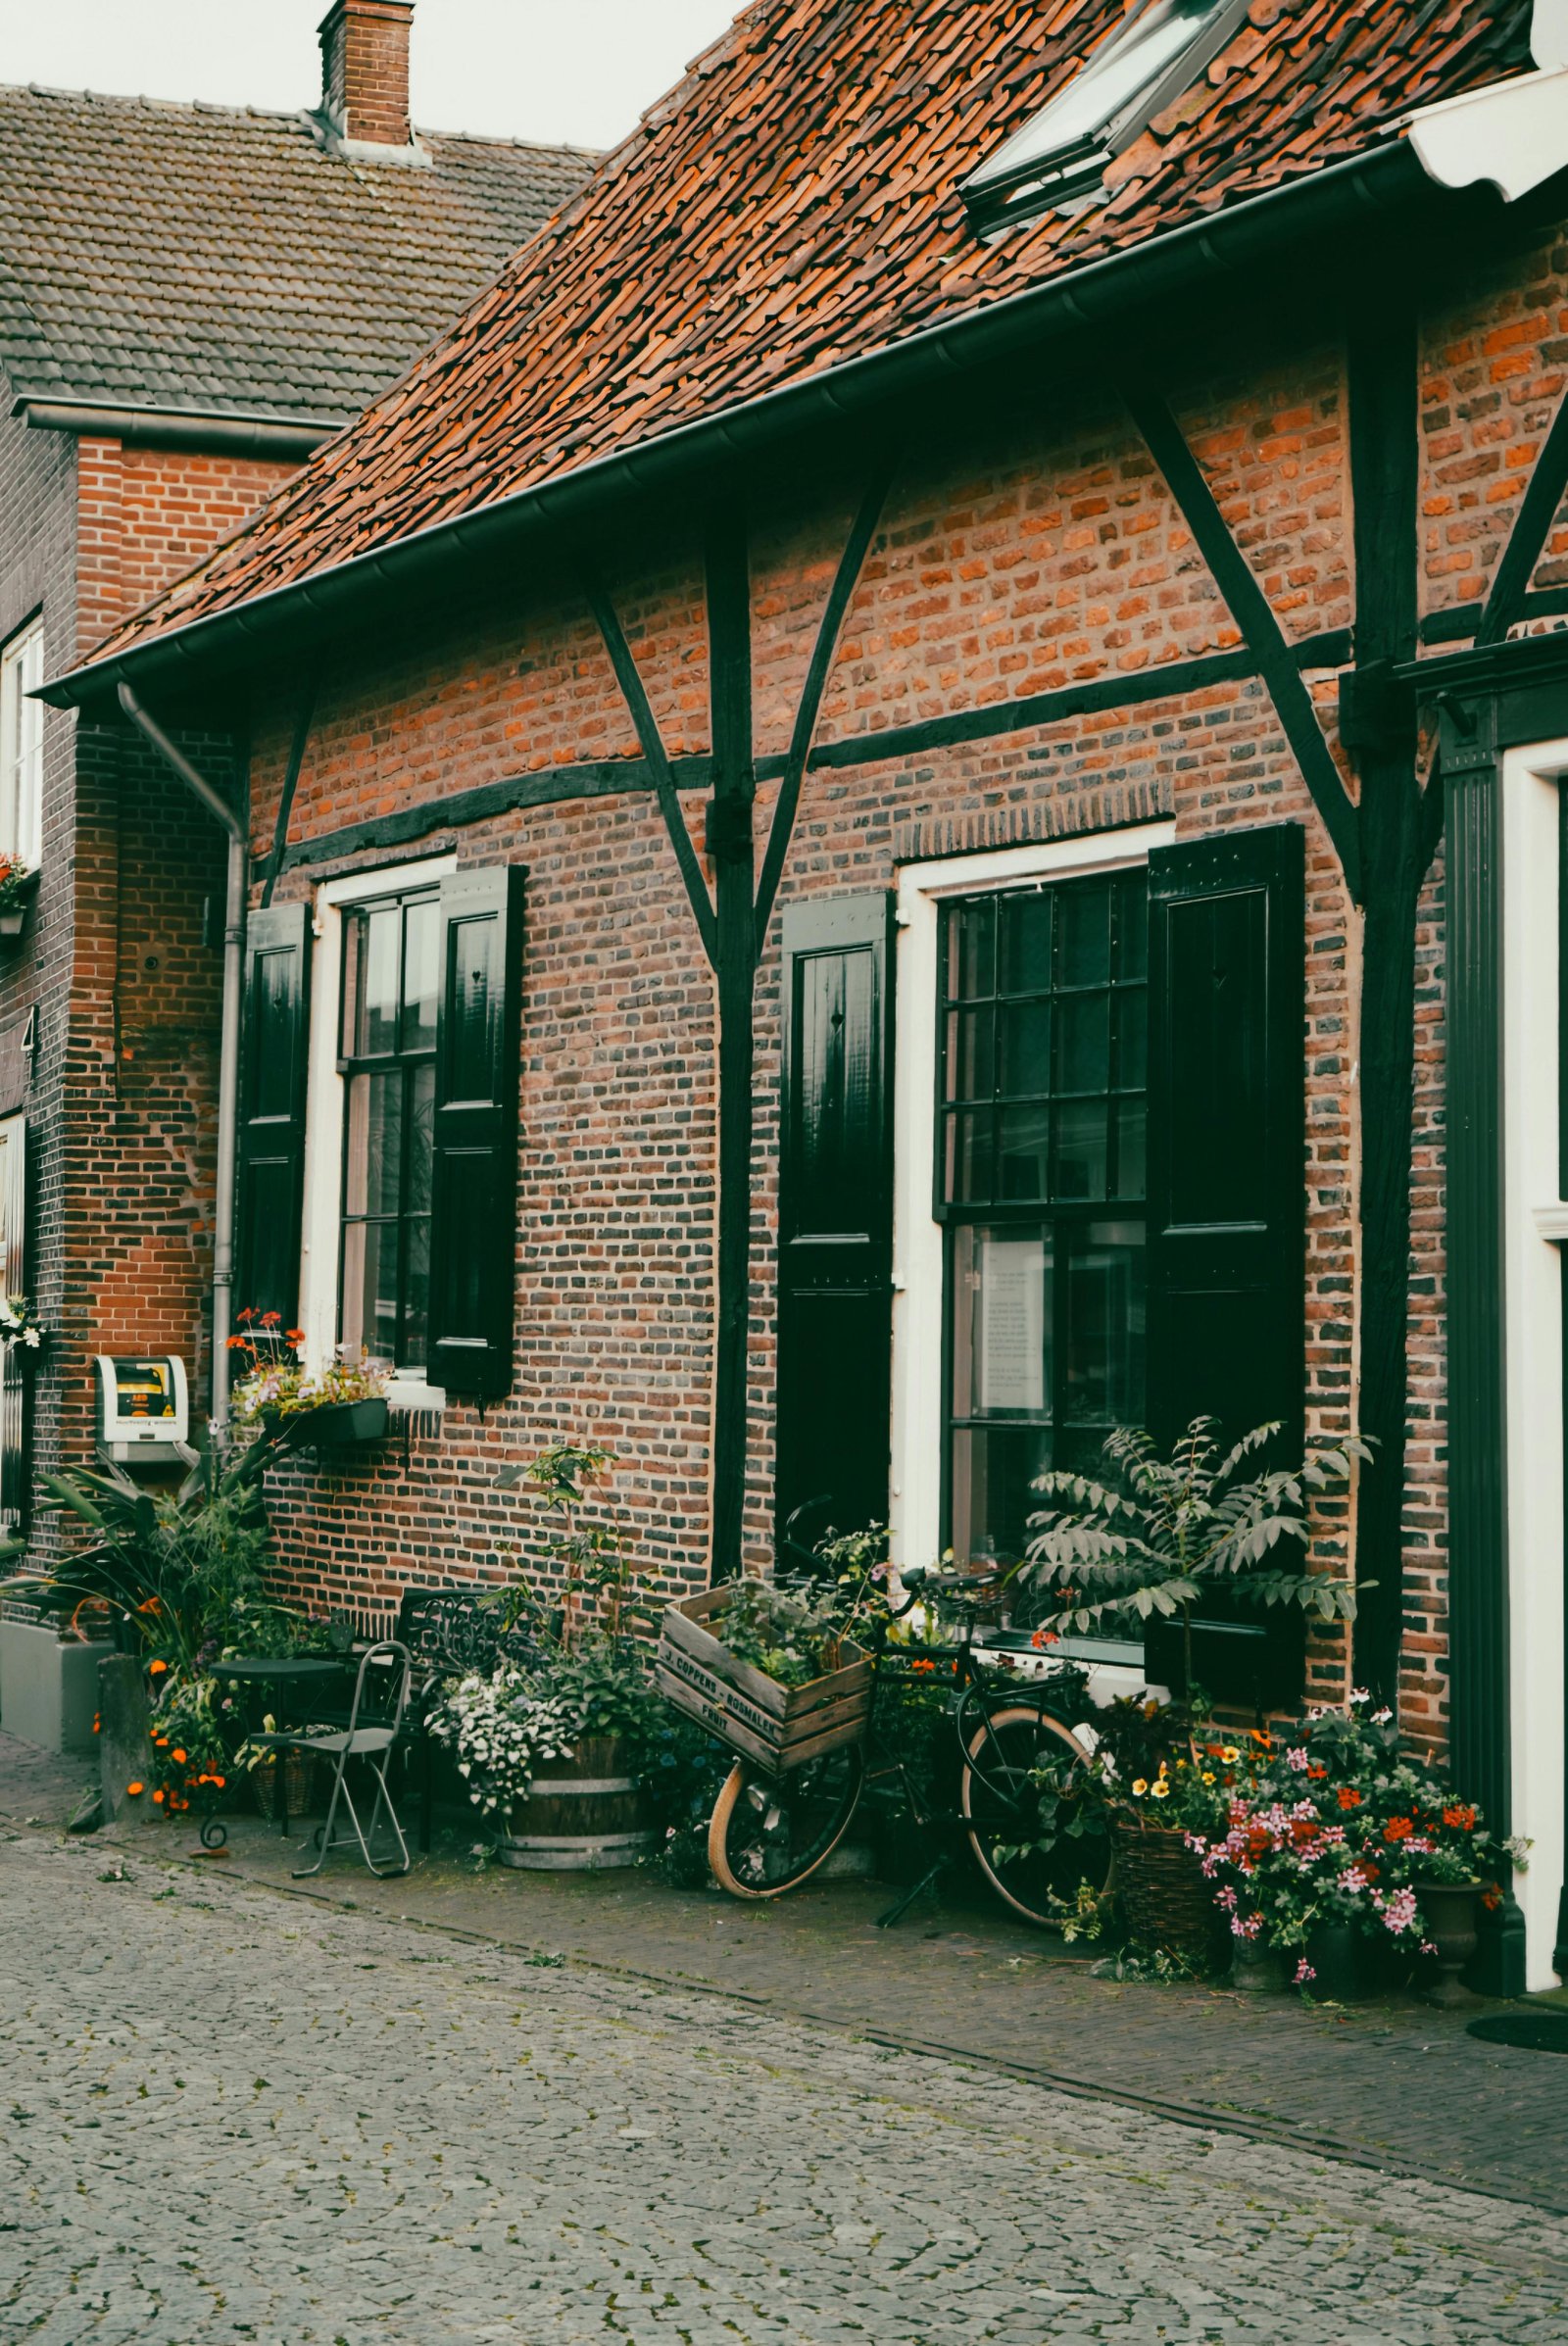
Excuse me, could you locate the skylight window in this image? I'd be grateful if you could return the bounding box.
[963,0,1251,233]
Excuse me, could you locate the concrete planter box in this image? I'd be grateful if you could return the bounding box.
[0,1619,112,1752]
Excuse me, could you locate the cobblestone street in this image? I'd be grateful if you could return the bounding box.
[4,1831,1568,2345]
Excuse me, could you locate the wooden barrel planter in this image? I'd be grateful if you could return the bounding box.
[1112,1815,1221,1967]
[499,1736,655,1871]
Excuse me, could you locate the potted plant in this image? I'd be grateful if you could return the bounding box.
[431,1442,668,1868]
[1185,1693,1526,2001]
[228,1310,391,1447]
[0,855,38,943]
[1018,1417,1369,1695]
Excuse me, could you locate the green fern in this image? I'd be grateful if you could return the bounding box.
[1017,1418,1372,1682]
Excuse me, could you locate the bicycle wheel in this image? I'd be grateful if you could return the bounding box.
[961,1704,1110,1927]
[707,1744,864,1898]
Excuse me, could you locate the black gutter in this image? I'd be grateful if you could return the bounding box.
[40,137,1439,714]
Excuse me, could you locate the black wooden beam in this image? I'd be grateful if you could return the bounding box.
[706,501,757,1584]
[274,759,661,875]
[260,664,318,906]
[1120,379,1362,899]
[1419,586,1568,646]
[272,630,1353,881]
[1475,388,1568,648]
[1346,292,1425,1706]
[580,566,718,966]
[754,450,902,956]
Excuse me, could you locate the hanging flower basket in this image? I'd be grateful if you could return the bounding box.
[1112,1814,1219,1966]
[0,861,38,945]
[299,1396,390,1446]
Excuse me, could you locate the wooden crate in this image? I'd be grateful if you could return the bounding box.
[656,1586,872,1773]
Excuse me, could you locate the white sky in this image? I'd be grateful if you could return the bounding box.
[0,0,744,150]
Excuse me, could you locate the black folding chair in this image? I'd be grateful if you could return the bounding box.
[250,1640,413,1879]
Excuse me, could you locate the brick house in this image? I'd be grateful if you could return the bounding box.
[0,3,589,1730]
[36,0,1568,1988]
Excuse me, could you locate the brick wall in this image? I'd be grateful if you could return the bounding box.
[96,232,1568,1746]
[76,438,298,651]
[0,406,78,1559]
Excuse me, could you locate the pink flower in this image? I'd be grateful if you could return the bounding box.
[1340,1866,1370,1893]
[1294,1959,1316,1984]
[1375,1886,1419,1935]
[1286,1747,1310,1774]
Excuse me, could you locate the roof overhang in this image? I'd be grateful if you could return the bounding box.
[35,134,1516,718]
[20,395,341,461]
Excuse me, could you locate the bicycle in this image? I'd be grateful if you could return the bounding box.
[704,1563,1112,1927]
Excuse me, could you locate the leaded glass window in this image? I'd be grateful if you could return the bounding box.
[940,871,1148,1569]
[338,887,438,1370]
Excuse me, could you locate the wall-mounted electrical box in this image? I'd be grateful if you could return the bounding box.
[95,1355,189,1465]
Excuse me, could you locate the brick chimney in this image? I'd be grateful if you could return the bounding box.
[318,0,415,149]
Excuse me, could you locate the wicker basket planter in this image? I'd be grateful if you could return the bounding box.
[251,1749,318,1820]
[1112,1814,1219,1965]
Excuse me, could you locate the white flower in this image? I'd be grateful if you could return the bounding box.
[23,1329,38,1348]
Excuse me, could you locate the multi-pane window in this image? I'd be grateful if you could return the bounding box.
[940,870,1148,1572]
[0,622,43,869]
[338,887,438,1370]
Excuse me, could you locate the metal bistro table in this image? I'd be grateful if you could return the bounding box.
[219,1656,355,1840]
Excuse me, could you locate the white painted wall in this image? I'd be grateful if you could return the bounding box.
[1500,737,1568,1988]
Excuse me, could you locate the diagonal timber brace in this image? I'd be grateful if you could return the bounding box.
[1120,379,1362,901]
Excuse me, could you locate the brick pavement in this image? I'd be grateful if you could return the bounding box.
[4,1829,1568,2346]
[4,1727,1564,2225]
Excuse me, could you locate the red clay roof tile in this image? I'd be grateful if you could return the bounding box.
[84,0,1534,667]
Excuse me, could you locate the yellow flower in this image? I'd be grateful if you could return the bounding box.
[1201,1771,1216,1785]
[1176,1758,1188,1769]
[1151,1780,1171,1799]
[1132,1778,1149,1796]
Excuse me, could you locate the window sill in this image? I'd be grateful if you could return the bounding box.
[385,1379,446,1417]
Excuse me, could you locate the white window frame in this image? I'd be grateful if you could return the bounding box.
[0,620,44,870]
[1500,733,1568,1989]
[890,821,1175,1703]
[298,852,456,1413]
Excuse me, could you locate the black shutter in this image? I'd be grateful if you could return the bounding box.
[1145,821,1306,1705]
[428,864,524,1397]
[774,895,894,1549]
[237,900,311,1325]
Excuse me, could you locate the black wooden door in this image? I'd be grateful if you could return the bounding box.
[1144,822,1306,1704]
[774,896,894,1550]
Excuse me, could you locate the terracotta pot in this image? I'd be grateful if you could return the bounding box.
[1421,1879,1483,2009]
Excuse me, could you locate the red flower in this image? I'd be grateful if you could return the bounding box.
[1482,1882,1503,1911]
[1384,1816,1414,1843]
[1443,1804,1476,1833]
[1337,1787,1362,1811]
[1307,1763,1328,1780]
[1030,1628,1059,1649]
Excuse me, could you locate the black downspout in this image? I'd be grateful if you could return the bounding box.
[705,504,756,1581]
